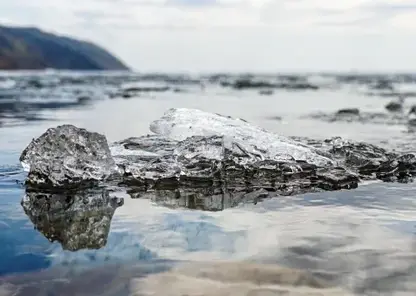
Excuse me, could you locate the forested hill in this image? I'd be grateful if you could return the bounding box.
[0,25,129,70]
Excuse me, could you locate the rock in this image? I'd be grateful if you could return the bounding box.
[279,82,319,91]
[385,96,405,112]
[223,78,319,91]
[366,91,416,98]
[232,79,276,89]
[385,101,403,112]
[20,124,118,189]
[306,111,407,125]
[123,86,170,93]
[335,108,360,116]
[266,115,283,121]
[369,80,394,91]
[122,92,134,99]
[21,188,124,251]
[77,96,92,104]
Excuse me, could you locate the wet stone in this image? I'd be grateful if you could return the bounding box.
[335,108,360,116]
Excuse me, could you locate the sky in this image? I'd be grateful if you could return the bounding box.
[0,0,415,72]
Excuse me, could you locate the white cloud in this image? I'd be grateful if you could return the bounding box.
[0,0,415,71]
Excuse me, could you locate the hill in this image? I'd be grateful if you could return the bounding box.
[0,25,129,70]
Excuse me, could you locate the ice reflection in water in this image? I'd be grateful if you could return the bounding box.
[21,188,124,251]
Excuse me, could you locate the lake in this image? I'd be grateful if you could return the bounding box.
[0,71,415,295]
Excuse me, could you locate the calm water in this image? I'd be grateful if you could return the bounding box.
[0,72,415,295]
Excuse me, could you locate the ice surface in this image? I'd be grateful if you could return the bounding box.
[20,125,118,188]
[149,108,335,167]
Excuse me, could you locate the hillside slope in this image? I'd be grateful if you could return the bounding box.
[0,26,129,70]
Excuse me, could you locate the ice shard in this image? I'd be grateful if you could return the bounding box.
[20,124,118,188]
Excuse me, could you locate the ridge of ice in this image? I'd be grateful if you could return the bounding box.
[149,108,335,167]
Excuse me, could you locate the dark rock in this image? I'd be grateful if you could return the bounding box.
[225,79,319,91]
[26,79,43,89]
[277,82,319,91]
[77,96,91,104]
[335,108,360,116]
[122,92,134,99]
[123,86,170,93]
[266,115,283,121]
[370,80,394,91]
[20,125,118,189]
[366,91,416,98]
[111,84,170,99]
[305,110,407,125]
[232,79,276,89]
[385,101,403,112]
[21,188,124,251]
[408,105,416,115]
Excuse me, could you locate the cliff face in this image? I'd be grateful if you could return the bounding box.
[0,26,129,70]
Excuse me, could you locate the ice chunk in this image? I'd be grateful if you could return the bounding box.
[149,108,334,167]
[113,134,359,200]
[20,124,118,188]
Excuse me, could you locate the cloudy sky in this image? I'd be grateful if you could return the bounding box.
[1,0,415,72]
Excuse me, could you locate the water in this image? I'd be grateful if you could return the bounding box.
[0,72,415,295]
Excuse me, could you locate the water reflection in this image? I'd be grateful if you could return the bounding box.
[21,188,124,251]
[127,186,270,211]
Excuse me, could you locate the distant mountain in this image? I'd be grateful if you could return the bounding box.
[0,25,129,70]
